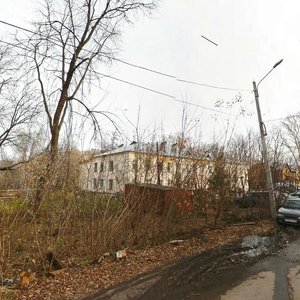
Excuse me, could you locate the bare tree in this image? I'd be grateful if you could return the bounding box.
[266,127,286,181]
[0,46,40,169]
[280,114,300,166]
[16,0,157,206]
[0,88,40,150]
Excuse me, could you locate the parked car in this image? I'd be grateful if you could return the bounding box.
[274,189,289,207]
[277,197,300,226]
[290,191,300,198]
[274,183,297,194]
[234,191,269,208]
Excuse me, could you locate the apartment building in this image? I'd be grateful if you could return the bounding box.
[80,141,250,194]
[79,141,217,193]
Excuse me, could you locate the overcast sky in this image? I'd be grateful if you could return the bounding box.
[0,0,300,148]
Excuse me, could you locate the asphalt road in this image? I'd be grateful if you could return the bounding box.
[221,234,300,300]
[83,228,300,300]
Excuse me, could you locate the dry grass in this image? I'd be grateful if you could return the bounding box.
[0,190,274,299]
[13,220,277,300]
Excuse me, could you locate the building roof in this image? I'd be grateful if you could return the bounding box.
[95,143,198,159]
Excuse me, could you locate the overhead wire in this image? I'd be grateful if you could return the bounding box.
[0,19,248,119]
[0,37,238,117]
[110,57,176,79]
[265,114,299,123]
[265,117,286,123]
[93,71,238,116]
[0,38,29,52]
[0,19,251,92]
[176,79,250,92]
[109,56,251,92]
[0,20,36,35]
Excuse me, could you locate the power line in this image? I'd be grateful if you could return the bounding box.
[177,79,250,92]
[265,114,299,123]
[96,72,238,116]
[101,55,251,92]
[0,20,36,35]
[0,39,29,52]
[98,72,176,99]
[265,117,285,123]
[0,20,245,118]
[172,98,237,116]
[0,38,239,117]
[111,57,176,79]
[0,18,251,92]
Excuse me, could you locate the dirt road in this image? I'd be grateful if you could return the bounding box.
[83,228,300,300]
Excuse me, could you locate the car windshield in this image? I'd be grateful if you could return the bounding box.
[283,199,300,209]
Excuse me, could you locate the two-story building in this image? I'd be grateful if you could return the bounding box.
[80,141,249,194]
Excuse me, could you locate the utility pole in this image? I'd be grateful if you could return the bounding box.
[156,142,161,185]
[253,81,276,218]
[252,59,283,219]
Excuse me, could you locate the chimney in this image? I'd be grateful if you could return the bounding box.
[159,141,166,153]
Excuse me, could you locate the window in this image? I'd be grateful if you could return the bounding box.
[159,141,166,152]
[167,162,171,172]
[109,161,114,172]
[171,143,177,155]
[158,162,163,172]
[93,178,98,190]
[99,179,104,190]
[145,159,151,172]
[132,159,138,170]
[94,163,98,172]
[109,179,113,190]
[100,162,104,172]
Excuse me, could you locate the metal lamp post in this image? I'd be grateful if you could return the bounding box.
[253,59,283,219]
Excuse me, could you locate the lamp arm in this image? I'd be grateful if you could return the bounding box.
[257,68,274,89]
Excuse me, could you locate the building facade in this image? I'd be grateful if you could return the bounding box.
[80,142,248,194]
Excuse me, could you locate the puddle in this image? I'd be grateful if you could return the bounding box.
[239,235,279,258]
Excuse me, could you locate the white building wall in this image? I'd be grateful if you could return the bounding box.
[79,148,249,193]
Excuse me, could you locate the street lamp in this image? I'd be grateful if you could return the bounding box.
[253,59,283,219]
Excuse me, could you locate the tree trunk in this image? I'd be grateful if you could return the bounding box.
[34,125,60,213]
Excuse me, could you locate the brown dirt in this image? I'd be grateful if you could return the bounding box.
[3,220,277,300]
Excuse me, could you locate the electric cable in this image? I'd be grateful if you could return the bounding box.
[0,19,251,92]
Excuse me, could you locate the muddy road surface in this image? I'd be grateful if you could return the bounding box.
[83,228,300,300]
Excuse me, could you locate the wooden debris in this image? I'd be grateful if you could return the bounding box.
[230,222,256,227]
[116,250,127,259]
[16,271,36,286]
[46,251,63,271]
[49,269,66,276]
[168,240,184,245]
